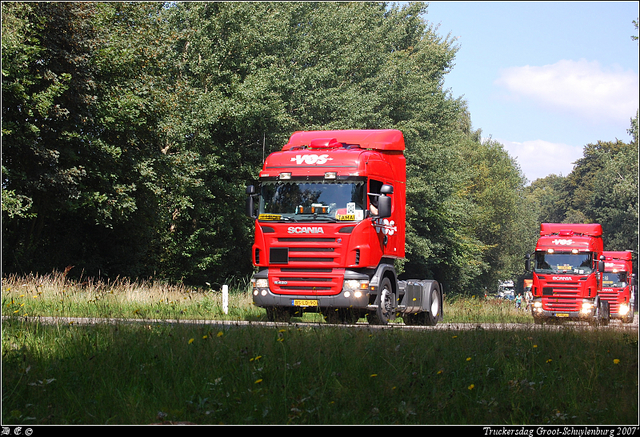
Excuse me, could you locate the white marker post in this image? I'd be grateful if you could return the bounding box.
[222,285,229,315]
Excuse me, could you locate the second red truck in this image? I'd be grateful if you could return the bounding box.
[601,250,636,323]
[526,223,610,325]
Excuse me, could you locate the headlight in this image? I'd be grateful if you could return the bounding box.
[619,303,630,316]
[343,280,368,293]
[534,301,542,308]
[581,302,594,314]
[254,278,268,288]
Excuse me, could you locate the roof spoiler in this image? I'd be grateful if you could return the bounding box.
[539,223,602,237]
[282,129,405,151]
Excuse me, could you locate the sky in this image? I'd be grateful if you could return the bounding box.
[421,1,639,184]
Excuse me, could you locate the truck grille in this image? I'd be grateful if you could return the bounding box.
[270,237,341,266]
[269,267,344,295]
[542,282,581,311]
[599,289,621,314]
[268,236,345,295]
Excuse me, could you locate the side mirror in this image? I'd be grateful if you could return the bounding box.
[598,254,605,273]
[246,185,256,218]
[630,274,637,287]
[380,184,394,195]
[368,184,393,219]
[525,253,531,272]
[378,195,391,218]
[378,184,393,218]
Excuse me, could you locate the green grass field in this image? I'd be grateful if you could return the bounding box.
[2,273,638,425]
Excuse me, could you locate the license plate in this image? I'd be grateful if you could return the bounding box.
[292,299,317,307]
[555,313,569,317]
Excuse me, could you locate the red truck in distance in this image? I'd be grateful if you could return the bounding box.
[525,223,609,325]
[246,129,443,325]
[601,251,636,323]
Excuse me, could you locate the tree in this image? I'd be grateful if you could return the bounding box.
[2,1,545,293]
[459,138,534,292]
[2,2,100,272]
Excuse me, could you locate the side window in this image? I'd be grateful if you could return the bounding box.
[368,179,383,216]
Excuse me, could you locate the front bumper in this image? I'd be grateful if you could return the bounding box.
[531,299,597,320]
[609,302,632,319]
[251,269,372,311]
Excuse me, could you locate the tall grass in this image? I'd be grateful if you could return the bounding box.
[2,272,534,324]
[2,273,638,424]
[1,272,263,321]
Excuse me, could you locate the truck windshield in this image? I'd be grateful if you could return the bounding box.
[602,272,627,288]
[534,252,594,275]
[259,180,366,222]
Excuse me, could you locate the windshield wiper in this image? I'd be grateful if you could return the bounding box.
[295,213,339,222]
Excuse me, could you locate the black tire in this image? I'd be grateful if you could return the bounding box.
[368,277,394,325]
[590,300,610,326]
[601,301,610,326]
[423,284,441,326]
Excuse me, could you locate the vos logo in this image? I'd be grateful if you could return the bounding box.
[552,239,574,246]
[291,154,332,165]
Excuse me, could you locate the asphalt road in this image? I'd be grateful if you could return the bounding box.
[5,315,638,332]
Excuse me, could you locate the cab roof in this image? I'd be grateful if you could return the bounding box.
[539,223,602,237]
[282,129,405,151]
[603,251,633,261]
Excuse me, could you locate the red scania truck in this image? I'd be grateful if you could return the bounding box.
[601,251,636,323]
[525,223,609,325]
[245,129,443,325]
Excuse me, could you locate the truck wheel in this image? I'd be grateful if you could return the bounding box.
[424,284,441,326]
[590,301,610,327]
[402,287,442,326]
[368,277,394,325]
[266,307,292,323]
[601,301,610,326]
[404,284,442,326]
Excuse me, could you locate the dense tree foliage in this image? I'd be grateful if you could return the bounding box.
[3,2,637,293]
[526,115,638,269]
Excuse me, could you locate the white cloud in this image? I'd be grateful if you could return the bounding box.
[495,59,639,123]
[498,139,585,184]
